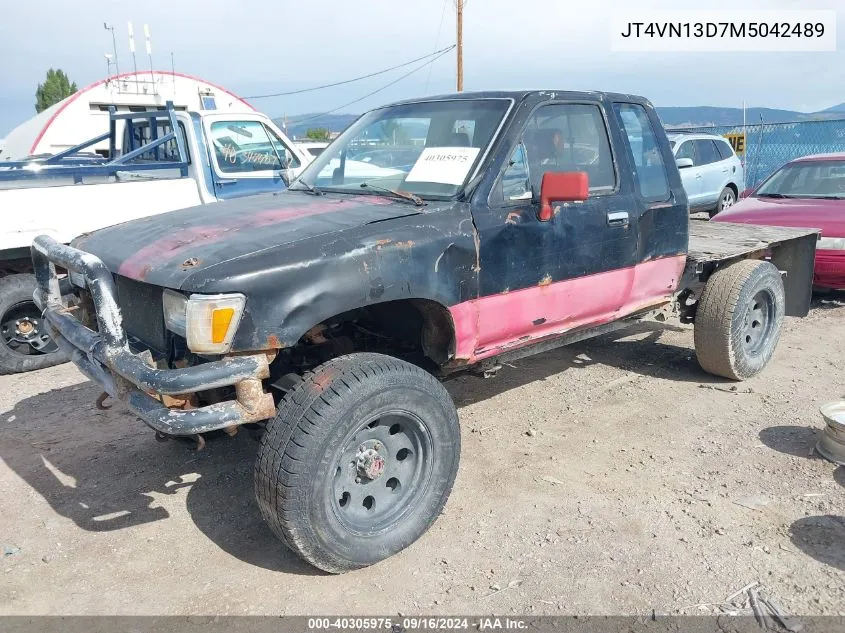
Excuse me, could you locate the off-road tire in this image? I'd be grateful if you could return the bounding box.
[694,259,785,380]
[255,352,460,574]
[0,274,66,375]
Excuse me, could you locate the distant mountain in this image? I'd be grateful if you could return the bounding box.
[658,106,802,127]
[820,102,845,113]
[276,104,845,139]
[658,105,845,128]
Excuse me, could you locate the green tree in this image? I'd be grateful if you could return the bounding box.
[379,121,409,145]
[305,128,331,141]
[35,69,78,113]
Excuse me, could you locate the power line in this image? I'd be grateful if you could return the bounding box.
[289,46,455,127]
[246,45,456,99]
[424,0,451,95]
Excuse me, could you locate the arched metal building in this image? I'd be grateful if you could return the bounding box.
[1,70,254,160]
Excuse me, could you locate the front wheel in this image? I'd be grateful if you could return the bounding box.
[694,259,785,380]
[255,353,461,573]
[0,274,66,375]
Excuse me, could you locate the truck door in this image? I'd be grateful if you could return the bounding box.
[470,101,644,355]
[204,118,302,200]
[611,101,688,292]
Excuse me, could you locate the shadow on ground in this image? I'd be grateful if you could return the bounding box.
[0,320,728,573]
[789,515,845,572]
[447,320,726,407]
[811,289,845,310]
[758,426,821,459]
[0,381,321,575]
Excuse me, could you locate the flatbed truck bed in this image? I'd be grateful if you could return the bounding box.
[686,220,818,317]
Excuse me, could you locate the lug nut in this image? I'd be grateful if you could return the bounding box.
[355,477,362,484]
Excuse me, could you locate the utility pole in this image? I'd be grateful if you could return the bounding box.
[456,0,464,92]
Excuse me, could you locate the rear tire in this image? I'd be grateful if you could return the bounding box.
[0,274,66,375]
[710,186,737,217]
[255,352,460,574]
[694,259,785,380]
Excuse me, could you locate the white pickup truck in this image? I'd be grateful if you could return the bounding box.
[0,103,310,374]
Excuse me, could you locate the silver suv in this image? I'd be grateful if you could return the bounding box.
[668,133,744,217]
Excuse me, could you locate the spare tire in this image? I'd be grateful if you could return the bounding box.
[0,274,66,374]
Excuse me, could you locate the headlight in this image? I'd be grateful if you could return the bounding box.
[162,290,245,354]
[162,290,188,336]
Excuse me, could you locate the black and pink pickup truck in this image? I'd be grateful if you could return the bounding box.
[32,90,818,573]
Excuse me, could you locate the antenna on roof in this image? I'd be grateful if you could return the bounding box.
[104,54,114,81]
[170,52,176,93]
[103,23,120,80]
[128,21,139,94]
[144,24,155,95]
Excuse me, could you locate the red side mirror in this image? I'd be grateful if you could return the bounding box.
[539,172,589,221]
[739,187,753,199]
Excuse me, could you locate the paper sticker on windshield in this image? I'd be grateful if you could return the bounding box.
[405,147,480,185]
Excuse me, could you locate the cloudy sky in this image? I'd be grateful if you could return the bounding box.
[0,0,842,135]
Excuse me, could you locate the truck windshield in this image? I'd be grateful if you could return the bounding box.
[756,160,845,199]
[293,99,511,199]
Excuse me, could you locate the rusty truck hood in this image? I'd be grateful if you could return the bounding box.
[73,191,424,290]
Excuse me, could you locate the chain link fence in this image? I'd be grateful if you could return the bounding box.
[666,118,845,189]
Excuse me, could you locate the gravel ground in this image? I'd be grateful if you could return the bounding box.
[1,293,843,616]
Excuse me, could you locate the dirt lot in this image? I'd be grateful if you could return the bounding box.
[1,294,843,616]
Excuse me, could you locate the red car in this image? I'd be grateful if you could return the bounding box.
[712,153,845,289]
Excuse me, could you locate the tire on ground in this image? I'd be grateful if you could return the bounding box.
[0,274,67,375]
[710,186,736,217]
[254,352,460,574]
[694,259,785,380]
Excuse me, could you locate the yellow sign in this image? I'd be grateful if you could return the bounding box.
[724,132,746,155]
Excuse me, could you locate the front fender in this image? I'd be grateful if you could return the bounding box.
[203,208,480,352]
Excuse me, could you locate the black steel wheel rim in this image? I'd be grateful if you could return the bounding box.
[742,289,774,356]
[330,410,433,534]
[1,300,59,356]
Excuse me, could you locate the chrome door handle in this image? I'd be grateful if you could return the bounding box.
[215,178,237,186]
[607,211,629,227]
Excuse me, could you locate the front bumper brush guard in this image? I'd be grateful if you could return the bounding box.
[31,235,276,436]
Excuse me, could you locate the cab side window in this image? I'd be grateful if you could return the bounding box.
[520,103,616,196]
[501,143,531,200]
[614,103,670,202]
[210,121,299,173]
